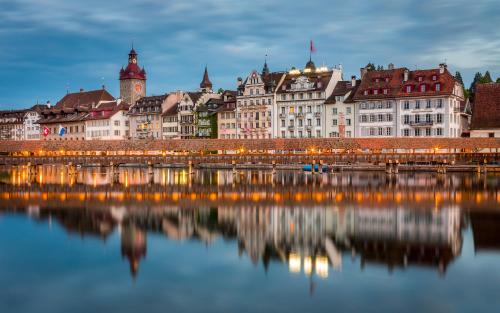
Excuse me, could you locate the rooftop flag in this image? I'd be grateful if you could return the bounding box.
[310,40,316,54]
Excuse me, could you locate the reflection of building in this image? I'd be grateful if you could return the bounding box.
[470,212,500,253]
[121,222,147,278]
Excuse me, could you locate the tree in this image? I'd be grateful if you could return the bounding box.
[482,71,493,83]
[454,71,464,86]
[469,72,483,103]
[217,88,224,94]
[366,63,375,71]
[496,77,500,83]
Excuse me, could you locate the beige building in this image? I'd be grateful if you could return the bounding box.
[85,100,131,140]
[128,94,168,139]
[217,91,237,139]
[236,62,284,139]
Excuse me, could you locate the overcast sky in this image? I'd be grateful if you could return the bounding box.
[0,0,499,108]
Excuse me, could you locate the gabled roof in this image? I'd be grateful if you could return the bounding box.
[470,83,500,130]
[276,71,333,94]
[353,67,458,101]
[85,100,130,121]
[55,89,115,109]
[161,102,179,116]
[325,80,361,104]
[187,92,204,104]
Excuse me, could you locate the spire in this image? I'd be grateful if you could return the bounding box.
[200,66,213,91]
[262,55,270,76]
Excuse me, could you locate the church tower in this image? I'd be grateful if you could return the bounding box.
[120,48,146,105]
[199,66,213,93]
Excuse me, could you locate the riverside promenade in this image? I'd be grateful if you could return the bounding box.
[1,138,499,172]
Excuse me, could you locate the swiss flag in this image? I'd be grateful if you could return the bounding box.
[43,127,50,137]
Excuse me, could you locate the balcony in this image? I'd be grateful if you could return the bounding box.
[409,120,434,127]
[297,112,304,118]
[305,125,313,130]
[288,125,295,130]
[314,112,322,117]
[279,113,287,118]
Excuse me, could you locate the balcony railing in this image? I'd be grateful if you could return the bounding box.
[288,125,295,130]
[297,112,304,118]
[279,113,287,118]
[409,120,434,127]
[314,112,322,117]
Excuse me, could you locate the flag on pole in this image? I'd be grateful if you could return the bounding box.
[310,40,316,53]
[58,125,66,137]
[42,126,50,137]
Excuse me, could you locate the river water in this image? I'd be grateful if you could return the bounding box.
[0,166,499,313]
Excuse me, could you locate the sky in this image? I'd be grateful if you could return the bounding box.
[0,0,499,109]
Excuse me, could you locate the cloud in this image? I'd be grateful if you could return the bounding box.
[0,0,499,107]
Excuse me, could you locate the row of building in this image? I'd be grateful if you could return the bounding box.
[1,48,499,141]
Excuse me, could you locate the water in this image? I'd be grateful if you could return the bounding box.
[1,166,499,313]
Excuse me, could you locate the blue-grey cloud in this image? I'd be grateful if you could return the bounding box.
[0,0,499,108]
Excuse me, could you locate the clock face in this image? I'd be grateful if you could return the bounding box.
[135,83,142,93]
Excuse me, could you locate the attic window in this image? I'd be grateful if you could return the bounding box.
[385,77,390,82]
[373,89,379,95]
[364,90,369,96]
[406,85,412,93]
[375,78,380,83]
[432,75,437,81]
[317,82,323,88]
[383,89,388,95]
[418,76,423,82]
[435,83,441,91]
[282,85,286,91]
[420,84,426,92]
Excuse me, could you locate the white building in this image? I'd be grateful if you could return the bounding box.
[275,60,342,138]
[353,63,465,138]
[23,104,46,140]
[85,100,130,140]
[324,76,360,138]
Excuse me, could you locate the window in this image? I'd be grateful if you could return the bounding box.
[426,113,432,123]
[346,131,351,137]
[387,114,392,122]
[364,90,369,95]
[426,100,431,109]
[369,115,375,122]
[403,129,410,137]
[316,130,321,137]
[437,99,443,108]
[332,119,337,126]
[425,128,431,136]
[432,75,437,81]
[114,130,120,136]
[420,85,426,92]
[281,120,285,127]
[415,100,421,109]
[418,76,423,82]
[307,119,312,126]
[361,115,367,122]
[403,101,409,110]
[298,119,303,127]
[404,115,410,124]
[383,89,388,95]
[406,86,412,93]
[415,115,421,123]
[346,119,351,126]
[373,89,378,95]
[346,107,352,115]
[281,131,285,138]
[437,113,443,123]
[299,131,303,138]
[437,128,443,136]
[114,120,120,126]
[435,83,441,91]
[369,128,375,136]
[378,127,383,136]
[378,114,384,122]
[386,127,391,136]
[307,106,312,113]
[316,118,321,126]
[415,128,421,136]
[332,108,337,115]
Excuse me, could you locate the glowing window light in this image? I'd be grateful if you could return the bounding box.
[289,253,301,273]
[304,256,312,276]
[315,256,329,278]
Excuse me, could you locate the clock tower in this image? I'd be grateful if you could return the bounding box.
[119,48,146,105]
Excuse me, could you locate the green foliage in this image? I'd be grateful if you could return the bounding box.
[496,78,500,83]
[217,88,225,94]
[454,71,464,86]
[366,63,375,71]
[482,71,493,83]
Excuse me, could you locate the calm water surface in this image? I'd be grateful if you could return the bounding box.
[1,166,500,313]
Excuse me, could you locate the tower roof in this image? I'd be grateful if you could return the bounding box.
[305,59,316,71]
[200,66,213,90]
[120,48,146,81]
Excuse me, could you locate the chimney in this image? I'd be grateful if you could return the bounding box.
[388,63,395,70]
[117,98,122,105]
[237,77,243,87]
[80,88,84,92]
[439,63,447,74]
[46,101,51,108]
[351,75,356,87]
[403,69,409,82]
[102,85,106,90]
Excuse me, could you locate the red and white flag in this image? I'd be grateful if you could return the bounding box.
[42,127,50,137]
[310,40,316,53]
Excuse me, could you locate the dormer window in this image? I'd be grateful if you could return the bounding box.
[375,78,380,83]
[385,77,390,82]
[418,76,423,82]
[435,83,441,91]
[420,84,426,92]
[432,75,437,81]
[406,85,412,93]
[364,90,369,96]
[373,89,378,95]
[383,89,388,95]
[317,82,322,88]
[282,85,286,91]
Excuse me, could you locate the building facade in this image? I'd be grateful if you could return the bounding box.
[85,100,130,140]
[0,110,25,140]
[324,77,360,138]
[128,94,167,139]
[275,60,342,138]
[236,62,284,139]
[353,64,465,138]
[217,91,237,139]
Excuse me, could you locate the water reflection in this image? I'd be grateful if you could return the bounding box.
[1,166,499,283]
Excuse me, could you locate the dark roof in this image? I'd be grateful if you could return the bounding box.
[161,102,179,116]
[55,89,115,109]
[187,92,203,104]
[30,104,48,112]
[85,101,130,121]
[353,67,459,101]
[200,66,213,89]
[325,80,361,104]
[470,83,500,130]
[276,71,333,94]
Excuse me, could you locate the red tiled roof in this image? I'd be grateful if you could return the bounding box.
[325,80,361,104]
[55,89,115,109]
[85,101,130,121]
[471,83,500,130]
[353,67,458,101]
